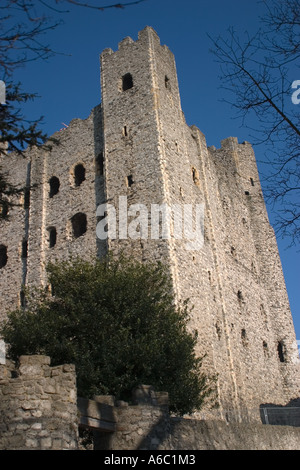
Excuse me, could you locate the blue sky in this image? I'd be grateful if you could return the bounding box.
[10,0,299,342]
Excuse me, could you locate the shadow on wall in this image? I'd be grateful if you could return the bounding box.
[136,415,172,450]
[93,104,108,260]
[136,416,222,451]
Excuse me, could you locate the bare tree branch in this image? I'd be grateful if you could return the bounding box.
[209,0,300,246]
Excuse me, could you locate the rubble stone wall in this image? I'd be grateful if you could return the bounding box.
[0,355,78,450]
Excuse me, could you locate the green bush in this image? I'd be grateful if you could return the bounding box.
[1,255,216,415]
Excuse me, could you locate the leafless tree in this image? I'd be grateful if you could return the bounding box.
[209,0,300,246]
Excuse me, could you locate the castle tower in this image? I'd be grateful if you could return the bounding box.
[0,27,299,419]
[100,27,299,418]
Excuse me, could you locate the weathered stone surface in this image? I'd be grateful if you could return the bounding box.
[163,418,300,451]
[0,355,78,450]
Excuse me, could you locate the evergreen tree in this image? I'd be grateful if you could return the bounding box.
[1,255,217,415]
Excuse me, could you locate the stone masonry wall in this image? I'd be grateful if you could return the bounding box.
[93,385,170,450]
[163,418,300,451]
[99,26,300,417]
[92,386,300,451]
[0,355,78,450]
[0,358,299,451]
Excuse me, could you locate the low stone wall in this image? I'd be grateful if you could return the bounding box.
[0,355,78,450]
[91,386,300,451]
[0,356,299,450]
[164,418,300,451]
[93,385,170,450]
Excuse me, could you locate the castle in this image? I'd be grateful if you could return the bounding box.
[0,26,299,420]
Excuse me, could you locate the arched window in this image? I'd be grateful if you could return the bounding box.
[71,212,87,238]
[74,164,86,187]
[49,176,60,198]
[122,73,133,91]
[0,244,8,268]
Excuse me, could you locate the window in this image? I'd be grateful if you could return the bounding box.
[250,178,255,186]
[49,176,60,198]
[24,187,30,209]
[192,167,200,186]
[126,175,134,187]
[237,290,243,301]
[241,329,248,346]
[96,153,104,176]
[20,290,26,308]
[123,126,128,137]
[48,227,57,248]
[277,341,285,363]
[71,212,87,238]
[122,73,133,91]
[165,75,171,90]
[74,164,86,186]
[0,244,8,268]
[22,239,28,258]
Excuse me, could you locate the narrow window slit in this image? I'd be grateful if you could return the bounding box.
[22,239,28,258]
[165,75,171,90]
[126,175,134,187]
[0,244,8,268]
[277,341,285,363]
[122,73,133,91]
[96,153,104,176]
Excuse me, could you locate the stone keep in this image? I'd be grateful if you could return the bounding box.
[0,27,299,418]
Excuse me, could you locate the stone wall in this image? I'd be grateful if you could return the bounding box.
[0,358,299,450]
[93,385,170,450]
[0,355,78,450]
[91,386,300,451]
[99,26,300,416]
[164,418,300,451]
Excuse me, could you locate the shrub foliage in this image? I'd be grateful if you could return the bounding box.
[1,255,216,415]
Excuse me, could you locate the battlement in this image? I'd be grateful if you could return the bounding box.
[101,26,166,57]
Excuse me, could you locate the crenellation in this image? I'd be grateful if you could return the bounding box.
[118,36,134,49]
